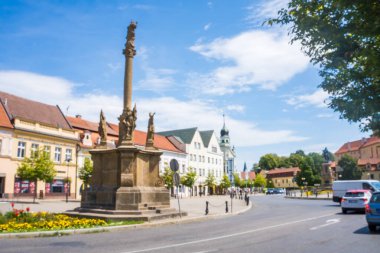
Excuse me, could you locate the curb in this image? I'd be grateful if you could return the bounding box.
[0,202,252,239]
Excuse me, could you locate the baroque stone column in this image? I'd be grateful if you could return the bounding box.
[119,21,137,146]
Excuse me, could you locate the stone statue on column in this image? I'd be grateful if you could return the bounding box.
[98,110,107,148]
[119,104,137,145]
[146,112,156,149]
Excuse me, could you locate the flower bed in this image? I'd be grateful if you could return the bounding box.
[0,204,140,233]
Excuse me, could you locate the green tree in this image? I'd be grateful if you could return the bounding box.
[295,159,315,187]
[219,174,231,193]
[205,173,216,195]
[17,149,56,203]
[254,174,267,188]
[266,178,275,188]
[181,168,197,196]
[307,152,325,179]
[338,154,362,180]
[162,167,174,190]
[233,173,242,188]
[78,157,93,188]
[287,153,305,168]
[258,154,280,170]
[268,1,380,135]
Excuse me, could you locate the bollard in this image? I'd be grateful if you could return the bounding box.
[225,201,229,213]
[205,201,209,215]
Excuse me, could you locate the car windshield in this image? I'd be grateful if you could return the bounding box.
[370,181,380,190]
[345,192,365,197]
[370,194,380,203]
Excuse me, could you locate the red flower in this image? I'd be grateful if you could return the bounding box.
[11,202,14,208]
[26,207,30,212]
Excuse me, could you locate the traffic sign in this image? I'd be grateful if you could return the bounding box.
[170,159,179,172]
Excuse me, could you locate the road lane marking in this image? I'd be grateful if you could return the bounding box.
[310,218,340,230]
[120,213,335,253]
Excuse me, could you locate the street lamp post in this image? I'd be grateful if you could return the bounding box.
[301,177,305,197]
[66,158,72,203]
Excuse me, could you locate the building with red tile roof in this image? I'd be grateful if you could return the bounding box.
[335,136,380,180]
[266,167,300,188]
[0,91,79,200]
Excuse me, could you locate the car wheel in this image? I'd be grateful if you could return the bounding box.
[342,208,347,214]
[368,224,376,232]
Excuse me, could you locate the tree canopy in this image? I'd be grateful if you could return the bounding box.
[269,1,380,134]
[219,174,231,190]
[17,149,56,202]
[78,157,93,187]
[162,167,174,189]
[258,154,280,170]
[254,174,266,188]
[338,154,362,180]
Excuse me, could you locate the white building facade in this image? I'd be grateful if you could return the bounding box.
[159,128,224,196]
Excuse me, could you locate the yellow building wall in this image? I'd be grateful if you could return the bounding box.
[0,119,83,200]
[272,176,298,188]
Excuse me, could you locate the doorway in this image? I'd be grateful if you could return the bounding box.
[0,177,4,198]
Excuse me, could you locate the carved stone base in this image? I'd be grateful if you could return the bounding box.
[81,145,170,211]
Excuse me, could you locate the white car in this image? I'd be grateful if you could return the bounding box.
[341,189,372,214]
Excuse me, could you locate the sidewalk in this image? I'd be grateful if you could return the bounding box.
[0,194,250,220]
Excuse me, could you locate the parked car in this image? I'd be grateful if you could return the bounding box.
[273,188,285,194]
[341,189,372,214]
[266,188,274,195]
[332,180,380,203]
[366,191,380,232]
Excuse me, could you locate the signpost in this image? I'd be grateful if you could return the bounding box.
[170,159,181,218]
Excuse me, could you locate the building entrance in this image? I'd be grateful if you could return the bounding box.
[0,177,4,198]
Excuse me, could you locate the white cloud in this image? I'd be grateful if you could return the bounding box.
[204,23,211,31]
[0,70,122,122]
[317,113,334,118]
[189,29,309,95]
[246,0,289,24]
[286,89,329,108]
[0,70,307,147]
[136,47,176,92]
[226,104,245,113]
[136,97,307,147]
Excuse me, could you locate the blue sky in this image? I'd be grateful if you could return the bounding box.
[0,0,367,170]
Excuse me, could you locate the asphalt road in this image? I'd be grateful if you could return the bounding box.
[1,195,379,253]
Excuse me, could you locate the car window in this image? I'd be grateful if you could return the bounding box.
[363,183,372,190]
[370,194,380,203]
[345,192,364,197]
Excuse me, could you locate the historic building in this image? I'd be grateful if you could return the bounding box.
[219,117,236,182]
[0,91,80,199]
[266,167,300,188]
[158,127,224,196]
[335,136,380,180]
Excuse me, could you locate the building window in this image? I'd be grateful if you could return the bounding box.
[17,141,26,158]
[0,139,2,154]
[182,164,186,174]
[208,157,210,163]
[31,143,39,158]
[45,179,69,194]
[194,142,197,149]
[199,155,201,162]
[54,147,62,162]
[212,158,214,164]
[44,145,51,157]
[212,146,217,153]
[202,156,205,162]
[65,149,72,162]
[14,178,35,194]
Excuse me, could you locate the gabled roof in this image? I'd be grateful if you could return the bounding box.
[199,130,214,147]
[0,101,13,129]
[267,167,300,175]
[67,115,118,136]
[335,136,380,155]
[157,127,198,144]
[0,91,71,130]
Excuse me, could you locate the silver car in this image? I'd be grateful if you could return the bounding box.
[341,189,372,214]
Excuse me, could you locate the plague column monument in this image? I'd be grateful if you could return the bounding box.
[76,22,183,220]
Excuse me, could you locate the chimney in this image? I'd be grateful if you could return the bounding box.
[75,114,82,119]
[4,98,7,107]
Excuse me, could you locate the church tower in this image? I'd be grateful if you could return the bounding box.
[219,115,236,177]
